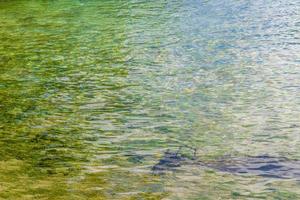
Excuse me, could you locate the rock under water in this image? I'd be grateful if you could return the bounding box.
[152,148,300,180]
[206,155,300,180]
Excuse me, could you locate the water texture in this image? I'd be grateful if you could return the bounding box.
[0,0,300,199]
[152,148,300,180]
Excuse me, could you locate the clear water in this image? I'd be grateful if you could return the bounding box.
[0,0,299,199]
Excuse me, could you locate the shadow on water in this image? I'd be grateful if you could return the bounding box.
[152,147,300,181]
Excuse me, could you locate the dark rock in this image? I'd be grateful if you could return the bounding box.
[152,150,186,174]
[209,155,300,180]
[152,147,300,180]
[152,146,197,174]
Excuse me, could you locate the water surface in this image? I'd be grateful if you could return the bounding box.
[0,0,300,199]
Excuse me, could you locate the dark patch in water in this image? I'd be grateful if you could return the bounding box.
[152,147,196,174]
[152,150,185,174]
[209,155,300,180]
[152,147,300,180]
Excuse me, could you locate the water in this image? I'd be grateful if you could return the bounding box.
[0,0,299,199]
[151,149,300,180]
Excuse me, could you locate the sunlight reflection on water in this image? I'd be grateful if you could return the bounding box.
[0,0,299,199]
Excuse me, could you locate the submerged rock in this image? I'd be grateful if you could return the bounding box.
[208,155,300,180]
[152,147,300,180]
[152,147,196,174]
[152,150,185,174]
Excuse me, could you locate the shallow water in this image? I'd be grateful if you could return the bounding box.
[0,0,300,199]
[152,149,300,180]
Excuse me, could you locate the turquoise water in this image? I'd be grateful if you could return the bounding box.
[0,0,300,199]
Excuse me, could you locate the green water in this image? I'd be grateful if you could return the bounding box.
[0,0,300,199]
